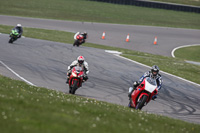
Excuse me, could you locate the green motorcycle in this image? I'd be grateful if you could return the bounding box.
[9,29,19,43]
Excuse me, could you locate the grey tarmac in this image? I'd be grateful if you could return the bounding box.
[0,34,200,124]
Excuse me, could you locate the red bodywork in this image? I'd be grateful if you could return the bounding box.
[73,34,84,47]
[69,66,84,90]
[130,78,158,109]
[76,34,84,42]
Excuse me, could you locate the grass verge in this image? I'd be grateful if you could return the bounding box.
[0,75,200,133]
[0,0,200,29]
[174,45,200,62]
[1,24,200,84]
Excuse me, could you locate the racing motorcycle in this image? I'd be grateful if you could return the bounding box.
[73,32,84,47]
[128,77,158,110]
[9,29,19,43]
[68,66,84,94]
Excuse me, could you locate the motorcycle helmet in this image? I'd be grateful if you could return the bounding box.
[83,31,87,35]
[17,24,22,27]
[77,56,85,65]
[151,65,159,77]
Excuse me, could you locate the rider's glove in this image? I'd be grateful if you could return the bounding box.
[133,81,139,87]
[152,95,157,100]
[67,69,72,74]
[83,75,88,81]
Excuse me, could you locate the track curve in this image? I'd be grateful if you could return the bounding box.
[0,15,200,57]
[0,34,200,124]
[171,44,200,58]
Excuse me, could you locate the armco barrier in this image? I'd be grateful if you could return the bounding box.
[90,0,200,13]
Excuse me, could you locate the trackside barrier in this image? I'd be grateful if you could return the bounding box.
[90,0,200,13]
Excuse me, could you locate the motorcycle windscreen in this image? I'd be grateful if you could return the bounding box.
[74,66,83,72]
[144,77,157,93]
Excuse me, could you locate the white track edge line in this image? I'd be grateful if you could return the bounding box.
[114,54,200,87]
[0,61,36,86]
[171,44,200,58]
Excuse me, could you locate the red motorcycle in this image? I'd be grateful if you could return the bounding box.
[69,66,84,94]
[128,77,158,110]
[73,33,84,47]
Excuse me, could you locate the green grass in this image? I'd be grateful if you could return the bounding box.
[174,45,200,62]
[122,53,200,84]
[0,0,200,29]
[0,24,75,44]
[0,75,199,133]
[0,0,200,132]
[1,24,200,84]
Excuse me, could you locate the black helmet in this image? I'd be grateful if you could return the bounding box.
[151,65,159,77]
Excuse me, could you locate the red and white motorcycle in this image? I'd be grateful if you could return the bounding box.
[68,66,84,94]
[73,32,84,47]
[128,77,158,110]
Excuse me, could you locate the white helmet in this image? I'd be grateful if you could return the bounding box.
[17,24,22,27]
[77,56,85,65]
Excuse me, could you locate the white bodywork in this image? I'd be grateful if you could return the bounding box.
[74,32,80,40]
[144,78,157,93]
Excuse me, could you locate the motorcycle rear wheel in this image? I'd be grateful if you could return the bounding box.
[135,95,148,110]
[69,88,72,93]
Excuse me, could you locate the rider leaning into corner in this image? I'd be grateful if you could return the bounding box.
[74,31,88,43]
[66,56,89,84]
[11,24,23,38]
[128,65,163,100]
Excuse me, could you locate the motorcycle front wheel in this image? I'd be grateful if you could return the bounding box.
[135,95,148,110]
[9,38,13,43]
[70,80,78,94]
[73,40,79,47]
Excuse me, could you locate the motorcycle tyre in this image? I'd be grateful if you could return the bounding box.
[135,95,148,110]
[9,38,13,43]
[71,80,78,94]
[73,40,79,47]
[69,87,72,94]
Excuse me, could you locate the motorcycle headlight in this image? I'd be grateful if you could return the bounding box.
[78,74,83,78]
[72,72,77,77]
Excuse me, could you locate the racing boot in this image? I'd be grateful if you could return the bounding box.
[152,95,157,100]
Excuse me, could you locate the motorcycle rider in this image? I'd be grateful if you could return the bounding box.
[11,24,23,38]
[66,56,89,84]
[81,31,87,43]
[128,65,162,100]
[74,31,88,44]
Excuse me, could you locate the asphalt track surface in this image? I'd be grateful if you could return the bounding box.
[0,15,200,124]
[1,15,200,57]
